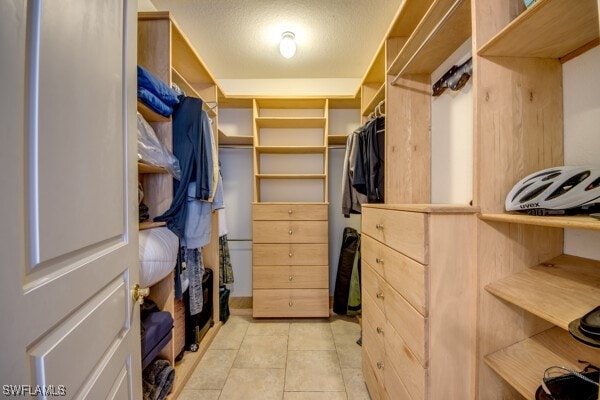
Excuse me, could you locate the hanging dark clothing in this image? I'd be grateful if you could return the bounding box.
[352,116,385,203]
[154,96,214,239]
[333,227,361,316]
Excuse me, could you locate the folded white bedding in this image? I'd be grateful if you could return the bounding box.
[139,227,178,288]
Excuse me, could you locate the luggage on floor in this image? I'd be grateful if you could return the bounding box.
[141,310,174,370]
[185,268,214,351]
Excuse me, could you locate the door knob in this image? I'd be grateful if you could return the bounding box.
[132,284,150,304]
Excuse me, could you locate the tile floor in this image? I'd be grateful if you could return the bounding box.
[179,315,371,400]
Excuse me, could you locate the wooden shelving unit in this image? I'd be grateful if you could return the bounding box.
[387,0,471,78]
[484,327,600,399]
[485,254,600,330]
[255,117,327,129]
[480,213,600,231]
[478,0,599,58]
[361,84,385,117]
[138,12,222,397]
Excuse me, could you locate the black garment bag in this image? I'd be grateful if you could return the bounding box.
[333,227,360,315]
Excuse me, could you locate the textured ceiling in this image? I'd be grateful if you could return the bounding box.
[150,0,402,80]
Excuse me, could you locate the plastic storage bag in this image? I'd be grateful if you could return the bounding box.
[137,112,181,180]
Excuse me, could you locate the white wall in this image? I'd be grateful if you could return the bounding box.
[430,39,473,204]
[563,45,600,261]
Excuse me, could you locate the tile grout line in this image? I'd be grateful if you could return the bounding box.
[215,318,250,400]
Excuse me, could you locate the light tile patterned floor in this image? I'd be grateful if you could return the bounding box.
[180,315,371,400]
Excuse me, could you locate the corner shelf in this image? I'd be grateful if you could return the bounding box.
[478,0,599,58]
[361,83,385,117]
[255,146,326,154]
[328,134,349,145]
[485,254,600,331]
[218,130,253,146]
[387,0,471,78]
[256,174,326,180]
[139,221,166,230]
[138,162,168,174]
[255,117,327,129]
[484,327,599,399]
[138,101,170,123]
[479,213,600,231]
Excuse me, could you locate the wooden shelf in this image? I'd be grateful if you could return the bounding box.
[478,0,599,58]
[328,135,349,145]
[479,213,600,231]
[255,117,326,129]
[485,254,600,331]
[139,221,166,230]
[218,130,253,146]
[255,146,326,154]
[171,68,217,118]
[138,162,168,174]
[256,174,326,180]
[255,98,327,109]
[484,327,600,399]
[361,83,385,117]
[387,0,472,78]
[138,101,170,123]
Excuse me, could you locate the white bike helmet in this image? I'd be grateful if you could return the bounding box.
[505,166,600,215]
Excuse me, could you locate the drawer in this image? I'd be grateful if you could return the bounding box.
[253,220,328,244]
[253,266,328,289]
[253,244,328,266]
[362,208,428,264]
[362,262,386,314]
[253,203,328,221]
[362,348,385,400]
[362,290,386,351]
[383,360,413,400]
[385,323,426,400]
[252,289,329,317]
[362,235,427,316]
[383,280,427,367]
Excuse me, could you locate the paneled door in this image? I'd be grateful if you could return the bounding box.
[0,1,142,398]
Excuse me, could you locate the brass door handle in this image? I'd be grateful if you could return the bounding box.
[132,284,150,304]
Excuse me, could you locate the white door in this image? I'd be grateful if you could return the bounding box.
[0,1,142,399]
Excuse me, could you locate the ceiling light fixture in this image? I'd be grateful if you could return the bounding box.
[280,31,296,59]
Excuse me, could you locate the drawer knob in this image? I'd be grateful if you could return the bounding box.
[376,326,384,335]
[289,301,293,307]
[289,252,293,258]
[375,223,384,230]
[288,229,293,235]
[288,209,293,215]
[375,257,383,264]
[289,275,294,281]
[376,291,385,299]
[376,361,384,370]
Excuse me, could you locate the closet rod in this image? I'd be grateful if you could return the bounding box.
[226,238,252,242]
[390,0,464,86]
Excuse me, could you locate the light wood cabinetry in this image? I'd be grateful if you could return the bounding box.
[252,203,329,318]
[137,11,222,398]
[472,0,600,398]
[250,98,330,318]
[359,0,600,397]
[361,204,477,400]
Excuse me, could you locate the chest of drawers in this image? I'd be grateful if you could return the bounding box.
[252,203,329,317]
[361,204,477,400]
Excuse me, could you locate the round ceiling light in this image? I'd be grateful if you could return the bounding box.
[280,31,296,59]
